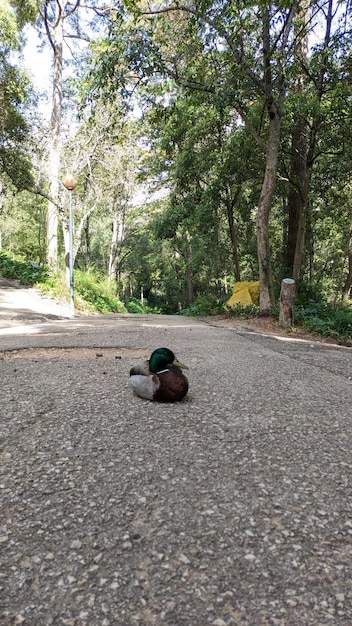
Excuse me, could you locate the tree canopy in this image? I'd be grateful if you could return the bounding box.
[1,0,352,312]
[0,0,38,191]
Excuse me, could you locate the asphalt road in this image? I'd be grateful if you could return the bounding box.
[0,278,352,625]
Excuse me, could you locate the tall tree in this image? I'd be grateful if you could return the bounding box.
[59,101,139,284]
[0,0,37,192]
[285,0,309,281]
[85,0,352,309]
[283,0,352,286]
[85,0,299,309]
[42,0,66,269]
[141,91,259,287]
[37,0,111,269]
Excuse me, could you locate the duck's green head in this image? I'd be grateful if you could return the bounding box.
[149,347,188,373]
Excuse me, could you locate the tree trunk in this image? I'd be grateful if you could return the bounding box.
[286,121,307,277]
[226,192,241,282]
[343,263,352,300]
[256,113,281,311]
[84,217,91,271]
[256,6,287,311]
[185,230,193,306]
[342,206,352,299]
[108,214,123,281]
[292,173,311,285]
[286,0,309,281]
[279,278,296,327]
[46,0,66,270]
[292,0,334,285]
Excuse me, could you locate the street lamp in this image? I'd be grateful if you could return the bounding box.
[62,174,78,313]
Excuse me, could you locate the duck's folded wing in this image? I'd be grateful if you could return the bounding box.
[130,373,160,400]
[129,360,150,376]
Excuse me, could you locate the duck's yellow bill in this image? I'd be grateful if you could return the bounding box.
[173,359,188,369]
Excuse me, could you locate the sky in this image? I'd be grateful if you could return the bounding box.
[22,25,52,119]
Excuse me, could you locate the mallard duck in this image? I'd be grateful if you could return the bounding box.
[130,347,189,402]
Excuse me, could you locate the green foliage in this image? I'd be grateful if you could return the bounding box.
[39,270,129,314]
[0,252,165,314]
[0,190,46,261]
[40,271,70,302]
[225,303,260,319]
[0,0,38,35]
[223,295,352,346]
[179,295,226,316]
[73,272,127,313]
[79,0,352,311]
[0,1,35,191]
[0,250,48,284]
[295,282,326,307]
[295,301,352,345]
[125,297,162,314]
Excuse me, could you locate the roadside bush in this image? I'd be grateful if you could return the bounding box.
[0,251,49,285]
[74,272,127,313]
[295,301,352,344]
[224,296,352,345]
[124,298,162,314]
[226,303,261,319]
[180,295,225,316]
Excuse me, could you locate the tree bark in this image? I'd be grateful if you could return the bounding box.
[108,213,124,281]
[286,0,309,280]
[185,230,193,306]
[256,113,280,310]
[256,6,286,311]
[279,278,296,327]
[292,0,334,285]
[342,205,352,299]
[286,121,307,276]
[45,0,66,270]
[225,191,241,282]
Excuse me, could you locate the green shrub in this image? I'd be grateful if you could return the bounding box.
[225,302,260,319]
[0,251,49,285]
[179,295,225,316]
[296,282,326,306]
[124,298,162,314]
[296,301,352,344]
[223,293,352,345]
[74,272,127,313]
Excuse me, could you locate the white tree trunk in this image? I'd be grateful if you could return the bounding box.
[46,1,66,270]
[108,213,124,281]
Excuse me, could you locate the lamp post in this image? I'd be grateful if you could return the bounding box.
[62,174,78,313]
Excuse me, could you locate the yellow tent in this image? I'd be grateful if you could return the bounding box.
[226,281,260,308]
